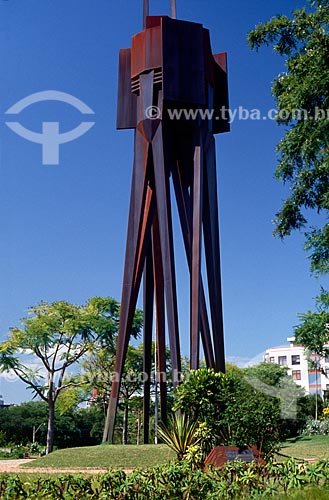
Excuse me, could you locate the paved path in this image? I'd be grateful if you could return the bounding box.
[0,459,133,474]
[0,459,36,472]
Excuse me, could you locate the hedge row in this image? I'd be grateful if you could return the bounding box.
[1,458,329,499]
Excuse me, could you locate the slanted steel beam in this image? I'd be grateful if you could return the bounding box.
[170,0,177,19]
[143,0,149,29]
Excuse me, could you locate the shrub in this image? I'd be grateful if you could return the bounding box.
[173,367,284,457]
[303,417,329,436]
[157,412,200,461]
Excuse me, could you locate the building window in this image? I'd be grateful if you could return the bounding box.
[326,384,329,390]
[326,368,329,378]
[269,357,275,363]
[292,370,301,381]
[278,356,287,366]
[325,356,329,364]
[292,355,300,365]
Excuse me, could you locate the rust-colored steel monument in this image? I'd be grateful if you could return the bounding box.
[103,0,230,443]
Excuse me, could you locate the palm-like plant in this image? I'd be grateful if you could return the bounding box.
[157,412,200,460]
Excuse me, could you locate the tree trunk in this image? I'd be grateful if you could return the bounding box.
[46,400,55,454]
[315,366,318,421]
[122,403,128,445]
[137,410,141,445]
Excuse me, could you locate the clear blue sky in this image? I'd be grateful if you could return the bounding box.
[0,0,326,403]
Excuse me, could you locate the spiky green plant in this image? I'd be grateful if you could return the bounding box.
[157,412,200,460]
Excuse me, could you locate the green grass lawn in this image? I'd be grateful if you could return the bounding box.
[21,443,174,469]
[270,486,329,500]
[18,435,329,473]
[278,435,329,461]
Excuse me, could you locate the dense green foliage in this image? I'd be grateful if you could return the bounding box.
[2,458,329,499]
[0,397,154,450]
[248,0,329,274]
[245,363,318,436]
[172,366,304,456]
[244,361,289,387]
[0,401,104,449]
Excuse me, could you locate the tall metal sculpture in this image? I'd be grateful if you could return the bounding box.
[103,0,230,443]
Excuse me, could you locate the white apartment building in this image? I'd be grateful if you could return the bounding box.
[264,337,329,397]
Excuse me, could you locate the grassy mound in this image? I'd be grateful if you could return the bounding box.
[21,444,174,469]
[20,435,329,471]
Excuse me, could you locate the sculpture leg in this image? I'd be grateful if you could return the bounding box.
[152,124,181,385]
[143,242,154,444]
[190,133,203,370]
[152,209,168,423]
[203,132,225,372]
[103,128,154,443]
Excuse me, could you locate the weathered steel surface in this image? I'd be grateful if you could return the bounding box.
[103,12,229,442]
[116,49,137,130]
[152,209,168,424]
[205,446,265,467]
[131,27,162,79]
[203,133,225,372]
[171,159,215,369]
[152,123,181,382]
[162,18,205,105]
[212,52,230,134]
[143,244,154,444]
[190,136,203,370]
[143,0,149,29]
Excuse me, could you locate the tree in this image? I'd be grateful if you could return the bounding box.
[0,297,121,454]
[245,362,307,436]
[294,290,329,419]
[294,291,329,359]
[82,347,116,413]
[248,0,329,274]
[244,361,289,386]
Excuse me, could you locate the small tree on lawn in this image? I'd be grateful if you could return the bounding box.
[0,297,120,454]
[294,289,329,419]
[294,291,329,360]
